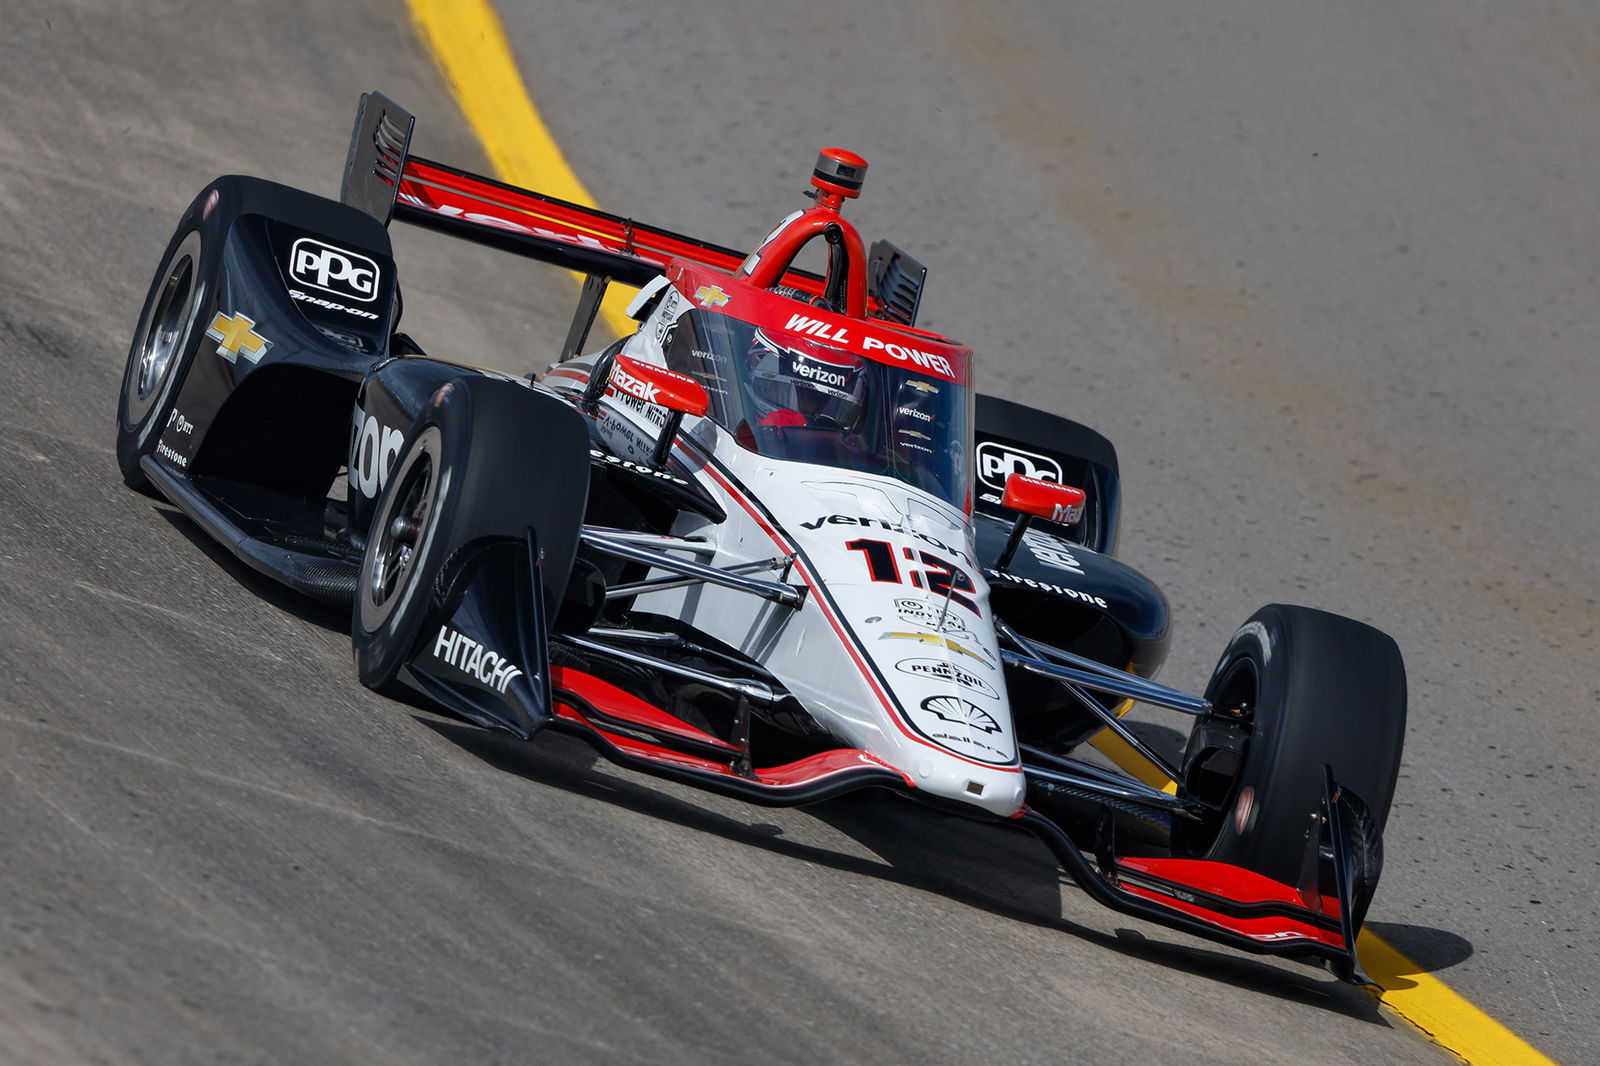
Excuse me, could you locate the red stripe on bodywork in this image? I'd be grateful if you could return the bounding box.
[552,695,910,789]
[692,454,1018,774]
[668,263,972,386]
[552,666,739,751]
[1115,856,1345,947]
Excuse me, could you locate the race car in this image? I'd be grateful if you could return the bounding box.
[115,92,1407,982]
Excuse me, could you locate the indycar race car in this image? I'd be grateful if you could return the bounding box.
[116,93,1406,982]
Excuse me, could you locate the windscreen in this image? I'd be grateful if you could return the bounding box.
[665,309,971,507]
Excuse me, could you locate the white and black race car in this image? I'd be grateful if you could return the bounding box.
[117,93,1407,982]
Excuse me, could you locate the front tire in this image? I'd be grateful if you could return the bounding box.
[1177,604,1407,899]
[352,376,590,691]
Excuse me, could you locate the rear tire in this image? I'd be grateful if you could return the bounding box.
[117,225,214,493]
[1177,604,1407,897]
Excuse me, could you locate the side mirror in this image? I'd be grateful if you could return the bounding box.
[995,473,1086,570]
[607,354,709,467]
[1003,473,1085,525]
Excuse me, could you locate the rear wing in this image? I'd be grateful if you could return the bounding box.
[341,92,923,353]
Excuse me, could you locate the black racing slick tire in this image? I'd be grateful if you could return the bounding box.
[116,217,215,493]
[351,375,591,691]
[1177,604,1407,893]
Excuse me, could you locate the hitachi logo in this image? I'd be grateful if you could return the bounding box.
[432,626,523,693]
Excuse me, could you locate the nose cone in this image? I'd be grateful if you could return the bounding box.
[768,476,1026,816]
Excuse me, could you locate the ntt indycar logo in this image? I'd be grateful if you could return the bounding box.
[432,626,523,694]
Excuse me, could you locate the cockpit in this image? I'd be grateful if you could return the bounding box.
[663,309,971,508]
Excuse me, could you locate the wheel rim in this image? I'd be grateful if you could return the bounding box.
[361,426,444,633]
[1183,656,1259,851]
[127,231,204,427]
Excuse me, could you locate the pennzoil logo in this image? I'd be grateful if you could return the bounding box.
[205,312,272,364]
[895,658,999,698]
[694,285,730,308]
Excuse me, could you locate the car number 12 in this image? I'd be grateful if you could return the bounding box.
[844,538,979,615]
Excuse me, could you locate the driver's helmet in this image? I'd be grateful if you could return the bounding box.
[746,328,868,431]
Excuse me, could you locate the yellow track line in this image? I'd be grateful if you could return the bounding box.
[407,0,636,341]
[404,2,1563,1062]
[1358,931,1558,1065]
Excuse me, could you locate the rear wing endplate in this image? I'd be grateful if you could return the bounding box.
[341,91,416,226]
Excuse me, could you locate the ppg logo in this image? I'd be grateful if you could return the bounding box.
[975,441,1063,492]
[289,238,380,302]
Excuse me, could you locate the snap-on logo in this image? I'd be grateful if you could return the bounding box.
[289,238,380,302]
[976,441,1063,493]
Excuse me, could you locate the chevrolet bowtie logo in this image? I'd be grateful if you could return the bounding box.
[694,285,730,308]
[205,312,272,364]
[880,631,990,664]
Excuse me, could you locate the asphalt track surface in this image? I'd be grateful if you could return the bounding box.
[1,1,1595,1063]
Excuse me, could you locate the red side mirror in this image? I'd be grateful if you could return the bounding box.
[1002,473,1086,526]
[609,355,709,417]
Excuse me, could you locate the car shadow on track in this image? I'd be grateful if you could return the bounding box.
[155,507,352,634]
[1364,921,1475,975]
[418,712,1396,1026]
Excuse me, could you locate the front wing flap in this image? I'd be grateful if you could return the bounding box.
[1018,767,1375,982]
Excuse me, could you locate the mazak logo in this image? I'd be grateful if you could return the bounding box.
[289,238,380,302]
[610,364,660,404]
[976,441,1062,493]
